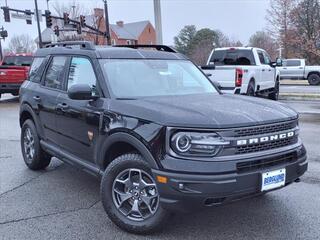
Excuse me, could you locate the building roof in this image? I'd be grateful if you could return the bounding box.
[110,21,150,40]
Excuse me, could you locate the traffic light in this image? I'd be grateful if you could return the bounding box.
[76,24,82,34]
[0,30,8,38]
[3,7,10,22]
[54,25,59,37]
[25,10,32,25]
[80,15,86,27]
[63,12,70,25]
[45,10,52,28]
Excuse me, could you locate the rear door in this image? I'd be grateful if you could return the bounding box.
[286,59,304,79]
[38,55,68,145]
[56,56,102,162]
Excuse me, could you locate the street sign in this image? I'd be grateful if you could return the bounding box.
[34,9,42,22]
[11,12,32,20]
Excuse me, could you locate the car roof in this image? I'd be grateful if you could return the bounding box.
[34,42,187,60]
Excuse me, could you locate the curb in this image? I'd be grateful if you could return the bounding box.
[280,93,320,101]
[280,80,309,85]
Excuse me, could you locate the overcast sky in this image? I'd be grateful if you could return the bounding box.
[0,0,270,48]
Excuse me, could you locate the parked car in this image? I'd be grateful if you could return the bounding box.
[201,47,281,100]
[0,53,33,98]
[277,58,320,85]
[19,42,307,234]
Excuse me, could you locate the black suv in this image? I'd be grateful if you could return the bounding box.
[20,41,307,234]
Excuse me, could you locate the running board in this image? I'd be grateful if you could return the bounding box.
[40,140,102,177]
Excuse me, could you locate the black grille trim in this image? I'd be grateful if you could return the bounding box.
[235,136,298,154]
[234,120,297,137]
[237,152,297,173]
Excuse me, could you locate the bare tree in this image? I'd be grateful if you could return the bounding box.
[266,0,298,58]
[291,0,320,64]
[249,31,278,59]
[6,34,36,54]
[215,30,243,48]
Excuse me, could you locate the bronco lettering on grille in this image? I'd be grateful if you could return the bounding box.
[236,131,295,146]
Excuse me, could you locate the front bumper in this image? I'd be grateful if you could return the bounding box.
[152,145,307,212]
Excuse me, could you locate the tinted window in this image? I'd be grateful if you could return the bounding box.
[210,49,255,66]
[2,56,33,66]
[263,52,271,65]
[285,60,301,67]
[67,57,97,95]
[29,57,45,83]
[44,56,67,89]
[258,51,265,64]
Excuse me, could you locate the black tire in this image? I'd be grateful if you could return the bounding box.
[100,153,169,234]
[246,80,255,96]
[307,73,320,85]
[268,79,280,101]
[21,119,51,170]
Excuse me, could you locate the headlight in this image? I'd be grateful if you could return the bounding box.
[170,132,229,157]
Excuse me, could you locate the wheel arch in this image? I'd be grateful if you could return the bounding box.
[19,103,44,138]
[98,132,159,171]
[307,71,320,79]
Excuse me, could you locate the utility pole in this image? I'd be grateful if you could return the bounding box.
[103,0,111,45]
[34,0,43,48]
[46,0,50,10]
[0,39,2,61]
[153,0,163,45]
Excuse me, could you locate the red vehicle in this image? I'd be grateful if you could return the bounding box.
[0,53,33,98]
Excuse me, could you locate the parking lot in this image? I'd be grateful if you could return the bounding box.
[0,93,320,240]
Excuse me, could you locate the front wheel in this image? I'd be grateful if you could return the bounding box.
[246,81,255,96]
[100,153,169,234]
[308,73,320,85]
[268,80,280,100]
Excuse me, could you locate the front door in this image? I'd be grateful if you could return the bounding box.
[56,56,102,162]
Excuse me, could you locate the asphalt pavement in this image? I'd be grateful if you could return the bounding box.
[0,94,320,240]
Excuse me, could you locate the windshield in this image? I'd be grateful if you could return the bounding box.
[210,49,255,66]
[100,59,217,98]
[2,56,33,66]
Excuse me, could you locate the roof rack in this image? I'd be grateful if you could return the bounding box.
[44,41,95,50]
[114,44,177,53]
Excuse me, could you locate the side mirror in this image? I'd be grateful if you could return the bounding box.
[68,84,97,100]
[276,58,283,67]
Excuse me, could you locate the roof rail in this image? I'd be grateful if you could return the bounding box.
[44,41,95,50]
[114,44,177,53]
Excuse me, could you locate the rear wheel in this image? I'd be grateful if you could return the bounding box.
[21,119,51,170]
[268,79,280,100]
[100,153,169,234]
[246,81,255,96]
[308,73,320,85]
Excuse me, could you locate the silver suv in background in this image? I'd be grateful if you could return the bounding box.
[278,59,320,85]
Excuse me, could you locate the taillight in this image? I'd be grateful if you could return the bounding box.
[235,68,243,87]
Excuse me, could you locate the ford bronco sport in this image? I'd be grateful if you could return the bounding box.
[19,41,307,234]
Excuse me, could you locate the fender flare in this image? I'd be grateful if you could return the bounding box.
[20,103,44,138]
[98,132,159,170]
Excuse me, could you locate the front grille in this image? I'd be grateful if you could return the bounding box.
[237,152,297,173]
[235,136,298,154]
[234,120,297,137]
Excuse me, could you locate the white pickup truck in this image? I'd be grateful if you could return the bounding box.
[201,47,281,100]
[277,59,320,85]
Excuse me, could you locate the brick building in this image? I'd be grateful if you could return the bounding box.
[84,8,156,45]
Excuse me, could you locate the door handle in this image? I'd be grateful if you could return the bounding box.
[283,67,287,69]
[262,69,265,72]
[33,96,41,102]
[268,69,272,71]
[299,67,303,69]
[56,103,69,112]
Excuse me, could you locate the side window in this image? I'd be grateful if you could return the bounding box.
[258,51,266,64]
[44,56,67,89]
[67,57,98,95]
[286,60,301,67]
[263,52,271,65]
[29,57,45,83]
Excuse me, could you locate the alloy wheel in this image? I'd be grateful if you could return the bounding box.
[112,168,159,221]
[23,127,35,163]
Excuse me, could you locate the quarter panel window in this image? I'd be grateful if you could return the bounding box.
[44,56,67,89]
[29,57,45,83]
[258,51,266,64]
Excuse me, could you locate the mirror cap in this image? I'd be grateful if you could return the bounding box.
[68,84,96,100]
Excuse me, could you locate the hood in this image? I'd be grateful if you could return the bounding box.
[109,93,298,129]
